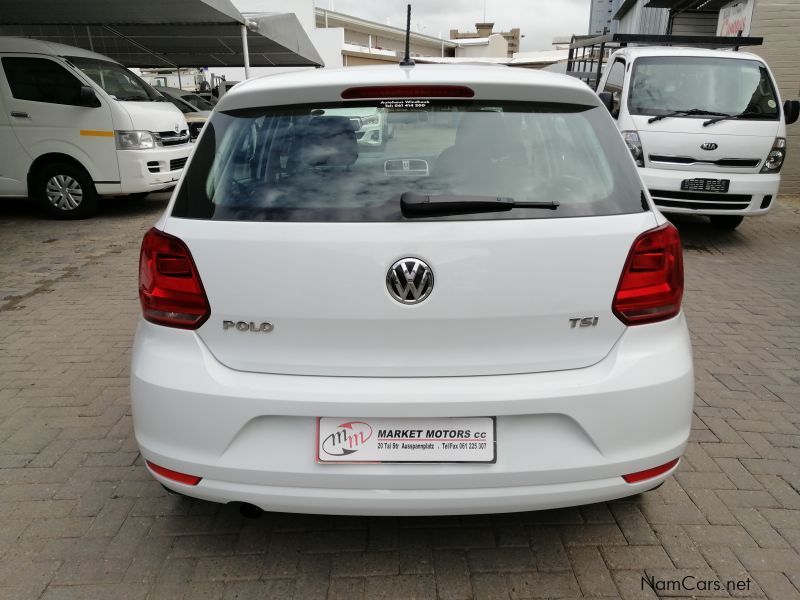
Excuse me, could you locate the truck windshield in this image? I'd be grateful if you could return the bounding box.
[171,100,645,222]
[66,56,163,102]
[629,56,779,120]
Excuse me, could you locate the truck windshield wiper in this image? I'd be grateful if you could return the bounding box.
[703,110,768,126]
[648,108,727,124]
[400,192,559,215]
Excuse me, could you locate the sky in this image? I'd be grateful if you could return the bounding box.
[312,0,590,51]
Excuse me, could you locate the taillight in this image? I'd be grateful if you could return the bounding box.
[623,458,679,483]
[146,460,202,486]
[341,85,475,99]
[612,223,683,325]
[139,228,210,329]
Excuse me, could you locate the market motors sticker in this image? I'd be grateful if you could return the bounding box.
[317,417,496,463]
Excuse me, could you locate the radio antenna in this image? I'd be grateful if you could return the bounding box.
[400,4,415,67]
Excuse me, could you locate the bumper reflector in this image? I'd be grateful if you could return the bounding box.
[146,460,202,486]
[623,458,679,484]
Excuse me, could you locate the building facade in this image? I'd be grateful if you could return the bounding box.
[612,0,670,34]
[450,23,521,57]
[315,8,457,66]
[589,0,615,35]
[750,0,800,194]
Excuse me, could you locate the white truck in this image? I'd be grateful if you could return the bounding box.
[569,34,799,229]
[0,37,192,219]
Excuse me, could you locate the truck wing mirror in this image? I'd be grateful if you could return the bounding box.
[598,91,619,118]
[598,91,614,112]
[79,85,101,108]
[784,100,800,125]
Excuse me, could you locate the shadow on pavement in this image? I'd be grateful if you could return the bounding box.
[665,213,749,253]
[0,193,169,221]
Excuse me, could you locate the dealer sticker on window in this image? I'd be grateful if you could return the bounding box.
[316,417,496,463]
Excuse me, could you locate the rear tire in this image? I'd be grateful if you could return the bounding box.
[709,215,744,230]
[33,162,98,219]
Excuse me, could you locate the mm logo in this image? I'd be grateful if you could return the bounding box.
[321,421,373,457]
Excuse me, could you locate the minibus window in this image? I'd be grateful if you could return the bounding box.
[65,56,163,102]
[2,57,85,105]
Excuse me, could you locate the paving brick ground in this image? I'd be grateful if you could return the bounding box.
[0,194,799,599]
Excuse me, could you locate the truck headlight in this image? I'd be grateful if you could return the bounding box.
[621,131,644,167]
[761,137,786,173]
[116,130,156,150]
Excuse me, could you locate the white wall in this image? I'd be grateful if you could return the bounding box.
[311,27,345,68]
[205,0,342,81]
[456,34,508,58]
[234,0,315,29]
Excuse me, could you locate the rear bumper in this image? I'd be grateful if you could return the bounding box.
[156,469,678,516]
[131,315,694,516]
[116,144,192,194]
[641,167,780,216]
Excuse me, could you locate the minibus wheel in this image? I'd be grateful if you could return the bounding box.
[33,162,99,220]
[709,215,744,230]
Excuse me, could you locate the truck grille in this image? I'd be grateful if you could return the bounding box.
[649,189,752,211]
[170,157,188,171]
[649,155,761,168]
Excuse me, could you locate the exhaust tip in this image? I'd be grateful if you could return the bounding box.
[238,502,264,519]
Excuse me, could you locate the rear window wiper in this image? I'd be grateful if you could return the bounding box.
[703,110,771,126]
[647,108,727,124]
[401,192,559,215]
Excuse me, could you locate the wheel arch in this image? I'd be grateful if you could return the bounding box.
[27,153,95,194]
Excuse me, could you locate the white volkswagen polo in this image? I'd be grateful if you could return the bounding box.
[131,64,694,516]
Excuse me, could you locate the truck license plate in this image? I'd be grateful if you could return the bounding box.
[681,178,730,193]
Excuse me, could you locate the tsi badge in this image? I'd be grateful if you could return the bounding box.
[223,320,274,333]
[569,316,599,328]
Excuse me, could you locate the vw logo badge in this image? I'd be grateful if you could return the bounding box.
[386,258,434,304]
[700,142,718,151]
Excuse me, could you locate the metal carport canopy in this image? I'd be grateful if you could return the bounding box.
[0,0,324,68]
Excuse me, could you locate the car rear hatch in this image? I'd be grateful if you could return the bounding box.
[164,213,655,376]
[156,75,662,377]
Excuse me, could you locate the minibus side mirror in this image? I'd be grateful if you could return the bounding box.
[79,85,101,108]
[784,100,800,125]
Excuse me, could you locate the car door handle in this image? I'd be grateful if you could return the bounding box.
[10,111,30,118]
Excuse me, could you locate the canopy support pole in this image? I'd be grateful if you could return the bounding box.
[241,24,251,79]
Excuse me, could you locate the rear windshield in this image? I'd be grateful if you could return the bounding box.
[172,100,645,222]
